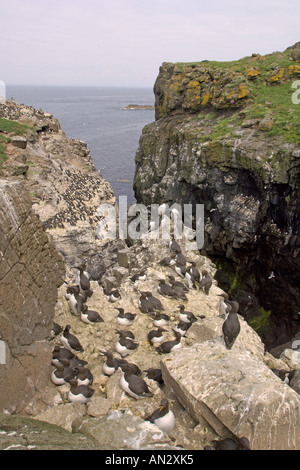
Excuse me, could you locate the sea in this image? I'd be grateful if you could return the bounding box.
[6,85,155,204]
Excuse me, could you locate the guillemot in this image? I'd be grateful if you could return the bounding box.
[68,378,94,404]
[147,327,168,345]
[177,304,198,324]
[155,330,182,354]
[200,270,213,295]
[61,325,84,353]
[115,330,139,357]
[119,363,154,399]
[145,399,175,434]
[115,307,136,326]
[80,304,104,324]
[222,311,241,349]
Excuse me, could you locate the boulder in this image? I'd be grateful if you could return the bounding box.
[73,409,175,450]
[0,413,97,450]
[161,339,300,450]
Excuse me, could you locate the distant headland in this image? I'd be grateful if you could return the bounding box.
[123,104,155,110]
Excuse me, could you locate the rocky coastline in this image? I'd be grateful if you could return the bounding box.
[133,43,300,351]
[0,90,299,450]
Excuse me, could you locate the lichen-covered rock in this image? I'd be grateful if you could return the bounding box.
[133,44,300,350]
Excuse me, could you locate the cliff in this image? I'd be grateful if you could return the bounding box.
[133,43,300,350]
[0,93,299,450]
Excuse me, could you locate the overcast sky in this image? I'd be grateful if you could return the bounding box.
[0,0,299,88]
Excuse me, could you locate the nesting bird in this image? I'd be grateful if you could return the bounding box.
[146,399,175,434]
[115,307,136,326]
[178,304,198,324]
[155,330,182,354]
[61,325,84,353]
[151,312,170,327]
[51,360,76,385]
[143,368,164,386]
[115,330,139,357]
[120,363,154,399]
[68,378,94,404]
[100,350,127,376]
[80,304,104,324]
[147,327,168,345]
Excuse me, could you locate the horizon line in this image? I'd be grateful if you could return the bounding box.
[5,83,154,90]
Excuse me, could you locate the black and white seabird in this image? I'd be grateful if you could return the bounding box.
[80,304,104,324]
[155,330,182,354]
[61,325,84,352]
[52,346,74,367]
[131,269,147,282]
[200,270,213,295]
[138,291,153,313]
[50,322,63,339]
[115,330,139,357]
[143,368,164,385]
[102,281,121,302]
[175,253,186,267]
[115,307,136,326]
[147,327,168,345]
[178,305,198,324]
[174,263,186,278]
[157,280,176,298]
[76,263,91,292]
[173,320,192,336]
[187,261,200,284]
[51,361,76,385]
[115,328,135,340]
[222,311,241,349]
[169,236,182,254]
[68,378,94,404]
[167,275,189,292]
[120,363,154,399]
[144,291,165,311]
[100,350,127,376]
[159,254,176,267]
[75,366,93,386]
[172,284,188,301]
[139,291,164,313]
[108,289,121,302]
[146,399,175,434]
[151,312,170,327]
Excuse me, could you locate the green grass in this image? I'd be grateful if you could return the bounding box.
[247,307,272,335]
[177,45,300,145]
[0,118,34,167]
[0,118,33,136]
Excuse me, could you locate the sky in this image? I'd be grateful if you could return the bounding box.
[0,0,299,88]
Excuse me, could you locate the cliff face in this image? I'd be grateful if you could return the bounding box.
[0,99,116,414]
[0,180,65,413]
[134,44,300,349]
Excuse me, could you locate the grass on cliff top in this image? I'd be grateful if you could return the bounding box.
[0,118,34,167]
[179,45,300,145]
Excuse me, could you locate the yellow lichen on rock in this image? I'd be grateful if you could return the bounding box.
[237,83,249,99]
[267,68,285,84]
